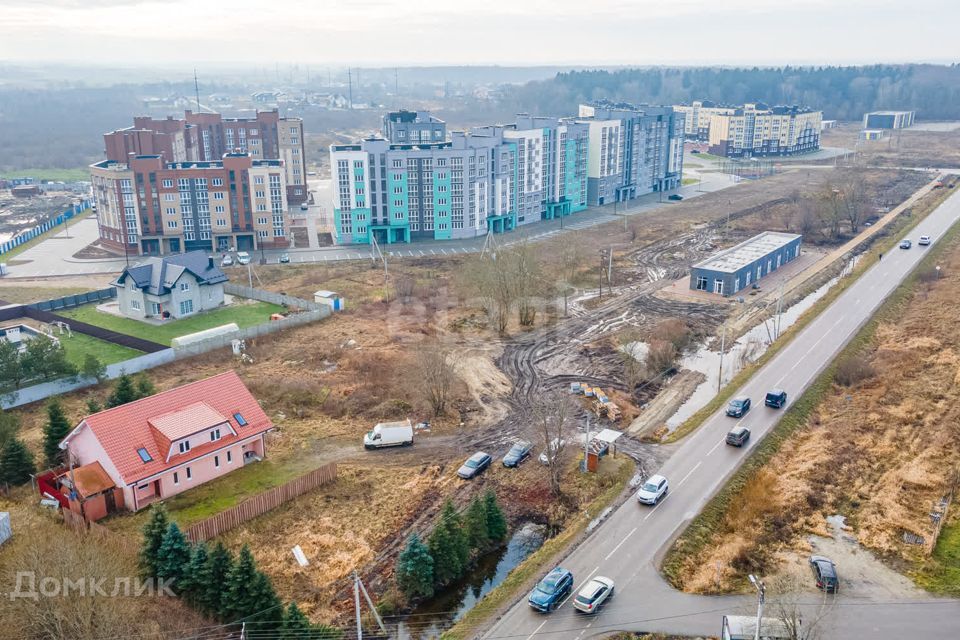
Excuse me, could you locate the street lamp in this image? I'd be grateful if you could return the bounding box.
[748,574,765,640]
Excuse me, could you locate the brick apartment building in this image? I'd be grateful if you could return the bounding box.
[90,153,289,256]
[102,109,307,205]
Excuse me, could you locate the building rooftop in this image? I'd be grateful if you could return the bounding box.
[865,110,915,115]
[693,232,801,274]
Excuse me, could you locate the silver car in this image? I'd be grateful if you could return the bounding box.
[636,474,669,505]
[572,576,615,614]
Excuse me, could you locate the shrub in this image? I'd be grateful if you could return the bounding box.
[644,340,678,378]
[834,354,876,386]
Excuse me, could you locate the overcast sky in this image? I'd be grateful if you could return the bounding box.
[1,0,957,68]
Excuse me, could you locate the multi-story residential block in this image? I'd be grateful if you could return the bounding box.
[90,152,289,256]
[102,109,307,204]
[706,104,822,158]
[672,100,737,141]
[862,110,915,130]
[329,111,589,245]
[576,101,684,206]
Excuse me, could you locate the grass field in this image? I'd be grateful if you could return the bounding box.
[0,167,91,182]
[0,286,92,305]
[916,515,960,595]
[59,332,143,367]
[57,300,285,345]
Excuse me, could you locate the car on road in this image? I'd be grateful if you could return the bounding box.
[725,426,751,447]
[539,438,566,465]
[502,440,533,467]
[527,567,574,612]
[809,555,839,593]
[919,235,932,246]
[236,251,251,265]
[279,253,290,263]
[668,194,684,201]
[726,396,751,418]
[573,576,615,614]
[221,254,234,267]
[899,239,912,250]
[764,388,788,409]
[636,474,669,505]
[300,203,309,211]
[458,451,492,479]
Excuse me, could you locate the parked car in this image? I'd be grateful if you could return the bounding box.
[363,420,414,449]
[691,149,701,154]
[573,576,615,614]
[636,474,669,505]
[279,253,290,263]
[726,396,751,418]
[502,440,533,467]
[300,203,309,211]
[919,235,932,246]
[539,438,566,465]
[458,451,492,479]
[725,426,751,447]
[221,254,234,267]
[236,251,251,265]
[899,239,912,250]
[809,555,839,593]
[668,194,684,201]
[764,389,788,409]
[528,567,574,612]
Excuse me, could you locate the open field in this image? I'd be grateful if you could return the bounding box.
[0,284,94,304]
[56,299,284,344]
[822,122,960,168]
[0,167,91,182]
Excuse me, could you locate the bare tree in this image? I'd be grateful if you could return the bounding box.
[618,333,645,391]
[816,184,845,241]
[414,339,459,417]
[394,274,416,303]
[793,199,820,240]
[510,242,548,327]
[531,391,575,497]
[767,574,834,640]
[554,240,585,317]
[839,174,869,234]
[460,253,516,334]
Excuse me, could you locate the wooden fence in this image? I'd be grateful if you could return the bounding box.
[185,463,337,543]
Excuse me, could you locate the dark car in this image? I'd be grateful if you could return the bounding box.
[668,194,684,201]
[726,396,751,418]
[809,555,839,593]
[502,440,533,467]
[765,389,787,409]
[725,426,751,447]
[900,239,912,249]
[528,567,574,612]
[691,149,701,154]
[457,452,492,479]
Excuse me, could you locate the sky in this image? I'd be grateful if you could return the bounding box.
[1,0,957,68]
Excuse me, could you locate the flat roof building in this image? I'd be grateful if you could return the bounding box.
[690,231,802,296]
[863,110,915,130]
[706,104,822,158]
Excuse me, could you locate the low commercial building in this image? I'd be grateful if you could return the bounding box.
[860,129,885,141]
[708,104,822,158]
[863,110,915,130]
[690,231,802,296]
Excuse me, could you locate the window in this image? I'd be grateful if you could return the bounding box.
[257,216,268,225]
[234,413,247,426]
[255,190,266,198]
[179,299,194,315]
[178,440,191,454]
[173,472,179,485]
[214,455,220,468]
[164,193,175,202]
[165,207,175,215]
[162,179,173,188]
[695,276,708,291]
[255,176,264,185]
[137,448,152,463]
[167,220,178,229]
[130,299,141,311]
[186,467,192,480]
[212,178,223,187]
[216,217,227,226]
[227,450,233,464]
[179,282,190,292]
[213,192,225,200]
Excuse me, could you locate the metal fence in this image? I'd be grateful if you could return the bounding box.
[30,288,116,312]
[0,200,91,256]
[185,463,338,543]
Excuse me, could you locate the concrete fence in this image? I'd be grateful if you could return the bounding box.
[171,308,327,359]
[30,287,116,312]
[224,282,324,312]
[184,463,337,543]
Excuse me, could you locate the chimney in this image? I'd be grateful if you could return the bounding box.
[208,256,215,270]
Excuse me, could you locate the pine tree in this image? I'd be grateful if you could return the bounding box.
[223,545,260,621]
[201,542,234,619]
[443,500,470,571]
[244,570,282,632]
[135,375,156,399]
[396,533,434,599]
[464,497,491,551]
[107,374,138,408]
[178,542,210,606]
[42,399,71,467]
[85,398,103,414]
[156,523,192,590]
[0,437,35,486]
[139,503,169,578]
[428,501,469,587]
[483,490,508,543]
[280,602,312,639]
[0,410,20,452]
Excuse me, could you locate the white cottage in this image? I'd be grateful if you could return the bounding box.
[112,251,228,320]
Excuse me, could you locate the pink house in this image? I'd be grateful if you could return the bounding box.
[60,371,274,512]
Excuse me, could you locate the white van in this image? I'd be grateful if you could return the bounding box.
[364,420,414,449]
[236,251,251,265]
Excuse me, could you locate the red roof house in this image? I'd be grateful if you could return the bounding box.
[60,370,273,512]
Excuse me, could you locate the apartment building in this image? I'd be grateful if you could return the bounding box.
[90,153,289,256]
[103,109,307,204]
[576,101,684,206]
[329,111,589,245]
[672,100,737,140]
[707,104,822,158]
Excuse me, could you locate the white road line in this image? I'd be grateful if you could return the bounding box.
[419,250,425,256]
[707,439,725,455]
[604,527,637,560]
[441,248,448,255]
[525,620,547,640]
[430,249,437,255]
[675,461,702,489]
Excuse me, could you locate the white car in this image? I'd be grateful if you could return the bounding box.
[236,251,251,265]
[221,254,234,267]
[919,235,931,246]
[538,438,566,465]
[572,576,615,614]
[636,474,669,505]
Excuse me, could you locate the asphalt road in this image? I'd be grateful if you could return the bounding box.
[482,190,960,639]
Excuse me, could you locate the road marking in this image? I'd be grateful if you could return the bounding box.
[441,248,448,255]
[419,250,425,256]
[707,439,725,455]
[525,620,547,640]
[604,527,637,560]
[676,461,702,489]
[559,566,599,609]
[430,249,437,255]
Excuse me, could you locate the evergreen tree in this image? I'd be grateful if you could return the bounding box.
[81,354,107,382]
[244,570,282,632]
[428,501,469,587]
[201,542,234,619]
[42,399,71,467]
[0,411,20,452]
[464,497,491,551]
[280,602,312,639]
[139,503,169,578]
[156,523,192,590]
[483,491,508,543]
[85,398,103,414]
[443,500,470,570]
[21,335,76,381]
[395,533,434,600]
[223,545,260,621]
[0,339,24,389]
[178,542,210,606]
[0,437,35,486]
[107,374,138,408]
[135,375,156,399]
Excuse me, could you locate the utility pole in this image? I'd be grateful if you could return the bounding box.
[584,416,591,470]
[748,574,765,640]
[607,245,613,288]
[348,68,353,110]
[717,321,727,392]
[598,250,605,302]
[371,234,389,300]
[193,68,201,112]
[352,571,386,640]
[775,281,784,340]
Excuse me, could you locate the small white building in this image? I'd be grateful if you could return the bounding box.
[112,251,228,320]
[0,324,59,352]
[314,290,344,312]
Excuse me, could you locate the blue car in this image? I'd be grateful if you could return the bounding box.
[528,567,574,612]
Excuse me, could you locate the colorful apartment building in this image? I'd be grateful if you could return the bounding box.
[704,104,822,158]
[90,152,289,256]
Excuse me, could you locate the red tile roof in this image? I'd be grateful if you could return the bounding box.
[148,402,228,441]
[72,371,272,485]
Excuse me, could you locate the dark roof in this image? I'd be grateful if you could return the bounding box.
[112,250,227,295]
